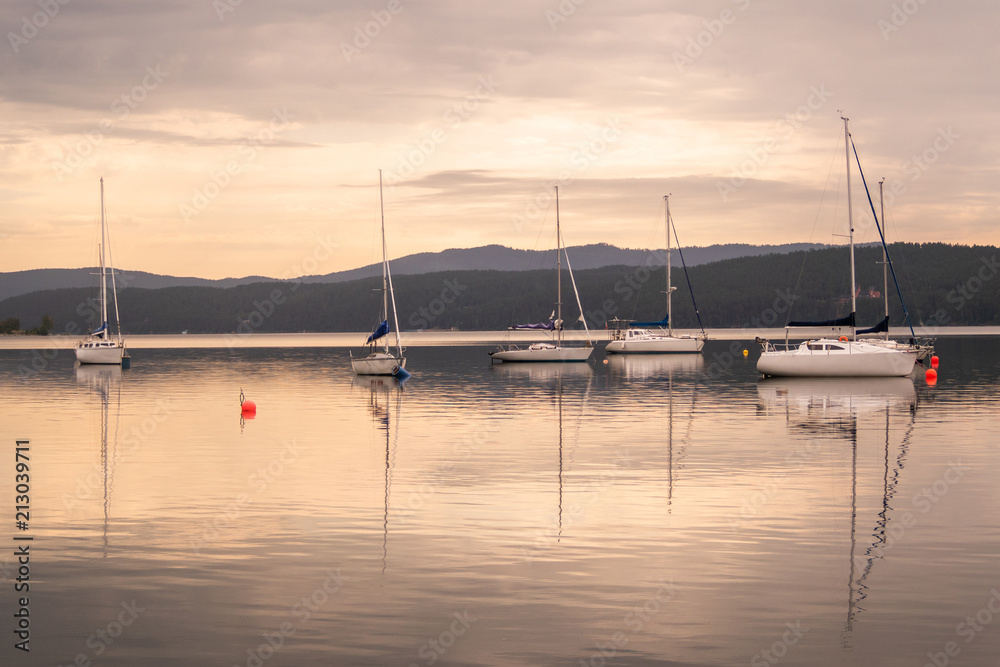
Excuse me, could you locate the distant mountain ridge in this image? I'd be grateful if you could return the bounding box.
[0,242,830,302]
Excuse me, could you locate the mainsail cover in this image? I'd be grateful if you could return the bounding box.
[366,320,389,344]
[856,316,889,335]
[91,321,109,336]
[787,313,856,328]
[512,319,556,330]
[629,315,669,328]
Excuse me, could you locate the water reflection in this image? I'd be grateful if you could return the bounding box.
[489,361,594,380]
[75,363,123,557]
[757,376,918,650]
[356,375,405,575]
[605,353,704,380]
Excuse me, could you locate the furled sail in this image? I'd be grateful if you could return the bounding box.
[856,316,889,335]
[787,313,856,328]
[366,320,389,344]
[629,315,669,328]
[511,319,556,330]
[91,321,109,336]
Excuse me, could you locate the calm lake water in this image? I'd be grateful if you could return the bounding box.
[2,337,999,666]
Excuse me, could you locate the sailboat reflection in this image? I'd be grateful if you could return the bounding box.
[490,361,594,381]
[76,363,123,557]
[605,353,704,381]
[757,376,917,649]
[354,375,404,575]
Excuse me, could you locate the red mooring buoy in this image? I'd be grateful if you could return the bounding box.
[240,388,257,415]
[930,355,940,368]
[925,368,938,385]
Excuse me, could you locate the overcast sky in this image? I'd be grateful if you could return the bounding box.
[1,0,996,279]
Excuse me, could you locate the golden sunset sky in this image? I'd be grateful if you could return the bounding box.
[1,0,995,279]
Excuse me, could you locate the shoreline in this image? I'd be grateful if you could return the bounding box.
[0,326,996,350]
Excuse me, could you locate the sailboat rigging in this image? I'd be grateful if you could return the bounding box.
[75,178,128,366]
[606,195,707,354]
[352,171,409,377]
[490,186,593,363]
[756,117,918,377]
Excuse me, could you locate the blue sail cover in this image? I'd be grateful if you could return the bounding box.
[366,320,389,344]
[511,320,556,330]
[91,321,109,336]
[787,313,856,328]
[629,315,669,328]
[856,316,889,335]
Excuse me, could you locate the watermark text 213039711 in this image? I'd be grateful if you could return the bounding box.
[14,439,33,652]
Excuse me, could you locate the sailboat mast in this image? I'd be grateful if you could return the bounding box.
[665,194,673,335]
[99,178,108,338]
[379,170,389,354]
[843,116,857,330]
[879,178,889,339]
[555,186,562,346]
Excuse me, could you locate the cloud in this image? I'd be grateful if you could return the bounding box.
[0,0,996,278]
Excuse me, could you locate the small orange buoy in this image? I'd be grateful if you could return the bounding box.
[925,368,937,385]
[602,359,609,365]
[930,355,939,368]
[743,349,749,357]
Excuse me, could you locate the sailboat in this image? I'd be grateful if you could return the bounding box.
[352,171,408,377]
[489,186,593,363]
[75,178,127,365]
[757,117,917,378]
[606,195,706,354]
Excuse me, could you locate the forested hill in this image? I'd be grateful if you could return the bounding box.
[0,242,829,301]
[1,243,997,335]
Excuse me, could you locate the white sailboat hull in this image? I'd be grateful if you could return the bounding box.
[490,344,593,363]
[757,339,916,377]
[606,332,704,354]
[351,353,406,376]
[75,340,125,365]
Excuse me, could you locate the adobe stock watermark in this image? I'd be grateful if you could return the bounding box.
[223,233,338,348]
[407,610,477,667]
[581,579,677,667]
[234,569,347,667]
[510,115,627,234]
[522,451,630,563]
[189,439,303,554]
[705,288,796,379]
[179,107,294,223]
[877,0,932,40]
[340,0,416,63]
[52,65,169,182]
[848,460,964,569]
[716,85,833,202]
[383,73,501,186]
[584,249,669,330]
[545,0,586,30]
[750,621,809,666]
[62,399,175,516]
[922,587,1000,667]
[921,255,999,329]
[672,0,752,73]
[7,0,71,54]
[397,426,497,525]
[57,600,146,667]
[407,278,467,330]
[213,0,243,21]
[728,440,825,532]
[870,126,959,219]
